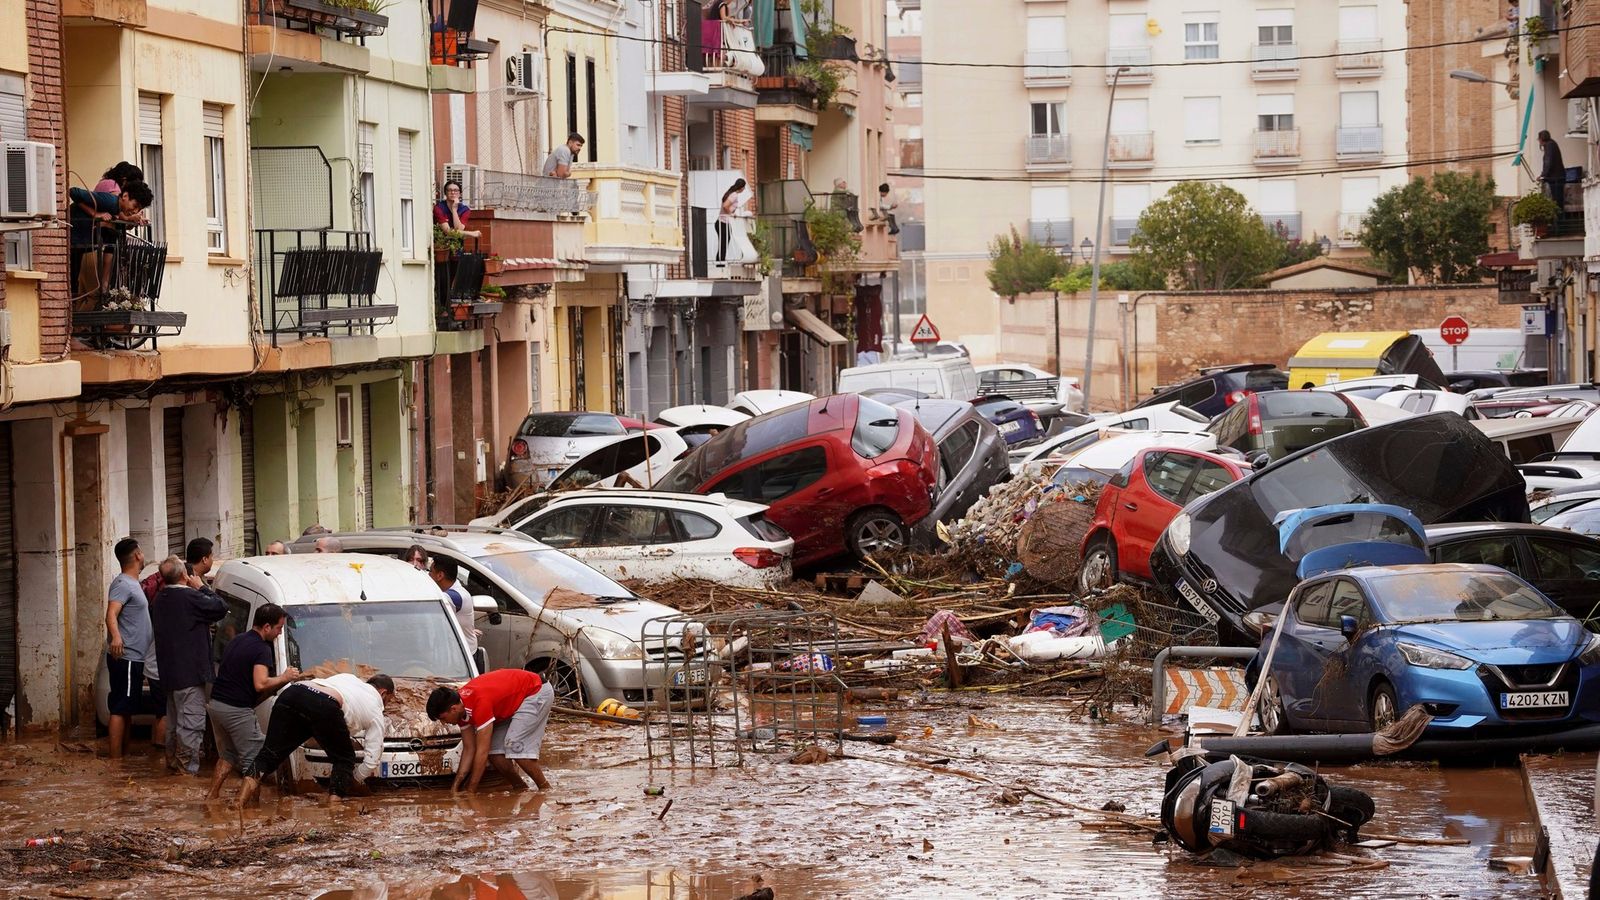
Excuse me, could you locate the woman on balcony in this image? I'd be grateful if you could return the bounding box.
[703,0,748,69]
[433,180,481,240]
[716,178,757,268]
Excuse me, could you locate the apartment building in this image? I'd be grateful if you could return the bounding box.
[921,1,1408,361]
[887,0,922,344]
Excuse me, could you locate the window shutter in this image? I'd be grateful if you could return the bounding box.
[0,73,25,143]
[358,122,375,173]
[202,103,224,138]
[139,94,162,145]
[397,131,414,200]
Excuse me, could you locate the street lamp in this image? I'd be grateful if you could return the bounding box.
[1080,65,1131,414]
[1078,237,1093,263]
[1448,68,1511,86]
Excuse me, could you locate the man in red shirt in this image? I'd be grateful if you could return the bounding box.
[427,669,553,793]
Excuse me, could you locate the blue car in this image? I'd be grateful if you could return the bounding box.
[972,395,1044,447]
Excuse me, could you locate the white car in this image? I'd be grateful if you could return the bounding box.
[548,429,690,491]
[1518,460,1600,494]
[1311,374,1441,398]
[976,363,1084,411]
[1376,389,1480,419]
[1045,431,1220,485]
[508,491,794,588]
[1010,401,1211,473]
[727,390,813,417]
[1532,488,1600,523]
[654,405,751,447]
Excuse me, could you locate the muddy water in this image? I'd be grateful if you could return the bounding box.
[0,700,1551,899]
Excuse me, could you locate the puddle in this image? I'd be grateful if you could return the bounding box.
[0,700,1554,899]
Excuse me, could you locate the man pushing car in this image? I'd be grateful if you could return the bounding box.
[426,668,553,794]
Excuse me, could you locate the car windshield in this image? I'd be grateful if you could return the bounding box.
[284,600,472,680]
[852,397,902,458]
[1374,571,1564,623]
[517,414,622,438]
[1260,392,1352,417]
[476,548,637,604]
[1051,465,1116,487]
[657,404,813,491]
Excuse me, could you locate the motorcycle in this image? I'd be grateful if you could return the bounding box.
[1153,743,1376,859]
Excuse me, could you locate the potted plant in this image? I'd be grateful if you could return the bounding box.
[1513,190,1560,237]
[433,224,464,261]
[479,283,506,303]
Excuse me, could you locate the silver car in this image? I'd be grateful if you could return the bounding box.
[891,398,1010,547]
[504,412,641,489]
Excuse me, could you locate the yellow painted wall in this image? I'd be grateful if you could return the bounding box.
[544,15,616,161]
[0,0,28,74]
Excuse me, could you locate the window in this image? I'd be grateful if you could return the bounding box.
[1293,580,1336,627]
[852,397,901,458]
[1401,394,1436,414]
[138,93,165,244]
[1340,91,1379,127]
[565,53,578,141]
[1027,16,1067,51]
[1434,538,1525,576]
[906,92,922,108]
[1110,98,1149,134]
[1209,403,1251,448]
[1113,183,1150,218]
[1145,452,1199,503]
[1109,13,1146,49]
[1327,580,1371,626]
[1188,461,1237,499]
[1258,179,1296,215]
[1258,9,1293,46]
[1529,539,1600,581]
[1184,15,1220,60]
[899,56,922,84]
[597,506,675,546]
[709,446,829,502]
[939,422,980,483]
[585,57,598,162]
[673,511,720,541]
[520,505,602,548]
[358,122,376,238]
[1341,176,1381,216]
[1,72,27,268]
[203,104,227,254]
[1030,185,1070,221]
[1257,94,1294,132]
[1184,97,1221,144]
[1338,5,1379,41]
[335,387,354,447]
[398,129,416,256]
[1030,102,1065,137]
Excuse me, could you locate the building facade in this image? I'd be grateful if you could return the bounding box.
[920,1,1409,366]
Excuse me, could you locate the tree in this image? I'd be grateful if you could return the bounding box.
[986,228,1066,300]
[1359,171,1496,284]
[1049,259,1166,294]
[1130,182,1282,290]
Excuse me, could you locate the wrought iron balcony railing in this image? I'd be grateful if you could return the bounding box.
[71,223,185,351]
[254,228,392,342]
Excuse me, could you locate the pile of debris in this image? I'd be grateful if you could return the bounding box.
[2,827,332,882]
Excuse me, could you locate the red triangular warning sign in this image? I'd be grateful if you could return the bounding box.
[909,314,940,343]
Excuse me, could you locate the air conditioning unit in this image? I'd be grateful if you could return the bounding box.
[506,50,544,95]
[442,163,481,206]
[1,141,55,220]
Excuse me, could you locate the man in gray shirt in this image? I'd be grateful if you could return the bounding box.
[542,132,585,178]
[106,537,153,759]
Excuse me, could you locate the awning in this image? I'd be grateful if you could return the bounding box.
[788,122,814,151]
[787,308,846,345]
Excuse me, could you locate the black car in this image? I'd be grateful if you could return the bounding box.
[1137,364,1287,418]
[1427,522,1600,626]
[1208,390,1365,463]
[1446,369,1548,394]
[1149,413,1531,644]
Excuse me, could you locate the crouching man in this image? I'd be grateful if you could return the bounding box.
[237,672,394,805]
[426,669,553,794]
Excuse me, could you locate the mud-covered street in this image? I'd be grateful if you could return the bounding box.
[0,700,1547,900]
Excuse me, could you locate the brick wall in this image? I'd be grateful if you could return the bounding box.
[1406,0,1501,182]
[718,108,756,180]
[27,0,68,357]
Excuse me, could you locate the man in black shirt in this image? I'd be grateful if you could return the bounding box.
[1540,130,1567,206]
[150,546,227,776]
[206,603,301,799]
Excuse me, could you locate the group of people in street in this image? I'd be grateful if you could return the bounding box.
[103,535,555,806]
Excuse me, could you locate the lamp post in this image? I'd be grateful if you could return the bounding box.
[1448,68,1510,86]
[1081,65,1130,414]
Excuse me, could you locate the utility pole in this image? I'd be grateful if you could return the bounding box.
[1081,66,1129,414]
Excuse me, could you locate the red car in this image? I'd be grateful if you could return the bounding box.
[1077,447,1247,591]
[656,394,939,567]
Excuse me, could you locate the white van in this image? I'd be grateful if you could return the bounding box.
[212,554,483,784]
[836,357,980,401]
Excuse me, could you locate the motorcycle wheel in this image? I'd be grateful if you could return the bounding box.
[1326,785,1377,838]
[1233,808,1330,855]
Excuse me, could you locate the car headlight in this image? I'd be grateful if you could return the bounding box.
[1396,641,1474,670]
[1578,632,1600,667]
[585,629,645,661]
[1167,513,1192,556]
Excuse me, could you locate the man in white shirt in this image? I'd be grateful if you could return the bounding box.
[428,557,482,668]
[237,672,393,805]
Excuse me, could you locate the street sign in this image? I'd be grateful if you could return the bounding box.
[1497,268,1536,305]
[1440,315,1470,346]
[909,314,940,345]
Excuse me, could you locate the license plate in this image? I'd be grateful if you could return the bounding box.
[673,667,709,686]
[1208,799,1236,836]
[1501,691,1568,709]
[380,760,427,778]
[1175,579,1219,623]
[999,421,1022,434]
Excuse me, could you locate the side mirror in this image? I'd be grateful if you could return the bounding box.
[1246,450,1271,471]
[1339,614,1359,641]
[472,595,498,613]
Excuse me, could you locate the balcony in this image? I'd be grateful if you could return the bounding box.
[1338,212,1366,247]
[1024,133,1071,171]
[71,226,185,351]
[1029,219,1074,248]
[1023,49,1072,87]
[473,170,590,218]
[691,14,762,108]
[1106,47,1153,84]
[1335,125,1383,161]
[756,180,820,280]
[253,0,386,38]
[755,44,821,126]
[1334,39,1383,77]
[573,164,684,266]
[1253,129,1301,164]
[248,0,385,73]
[1252,43,1298,79]
[62,0,147,27]
[1107,131,1154,168]
[900,138,924,170]
[435,238,497,333]
[254,229,394,342]
[1260,212,1302,241]
[1109,218,1141,248]
[688,169,761,284]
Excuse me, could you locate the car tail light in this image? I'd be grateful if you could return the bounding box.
[1028,410,1041,428]
[1226,389,1252,407]
[510,439,529,459]
[733,547,784,569]
[867,460,917,479]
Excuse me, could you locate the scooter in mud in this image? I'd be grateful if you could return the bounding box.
[1155,747,1375,859]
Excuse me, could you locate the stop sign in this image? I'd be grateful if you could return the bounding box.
[1440,315,1470,346]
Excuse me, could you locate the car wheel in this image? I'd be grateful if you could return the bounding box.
[531,659,583,707]
[1260,675,1292,736]
[1078,536,1119,593]
[847,509,908,560]
[1369,682,1398,732]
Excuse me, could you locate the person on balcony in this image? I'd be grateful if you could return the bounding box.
[717,178,758,267]
[433,180,480,240]
[542,133,585,178]
[69,180,153,307]
[94,161,144,199]
[1539,130,1566,207]
[873,183,900,236]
